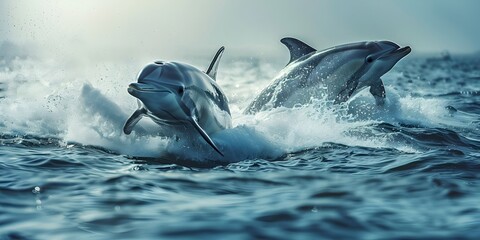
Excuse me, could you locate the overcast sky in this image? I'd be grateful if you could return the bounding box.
[1,0,479,60]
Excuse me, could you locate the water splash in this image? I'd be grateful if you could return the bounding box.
[0,54,475,163]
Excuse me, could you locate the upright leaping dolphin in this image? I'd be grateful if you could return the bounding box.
[244,37,411,114]
[123,47,231,156]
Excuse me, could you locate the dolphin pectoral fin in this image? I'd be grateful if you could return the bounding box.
[180,92,224,156]
[280,37,317,65]
[335,78,359,104]
[123,108,147,135]
[205,46,225,81]
[189,116,224,157]
[370,78,386,106]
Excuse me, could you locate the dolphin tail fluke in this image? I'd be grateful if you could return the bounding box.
[281,37,316,65]
[370,78,386,106]
[189,116,224,157]
[123,108,147,134]
[205,46,225,81]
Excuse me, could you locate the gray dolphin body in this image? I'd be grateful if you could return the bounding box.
[123,47,231,156]
[244,38,411,114]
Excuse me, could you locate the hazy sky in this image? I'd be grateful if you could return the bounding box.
[1,0,479,60]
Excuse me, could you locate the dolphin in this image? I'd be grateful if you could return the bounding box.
[244,37,411,114]
[123,47,231,156]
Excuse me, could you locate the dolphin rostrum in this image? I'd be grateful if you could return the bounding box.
[123,47,231,156]
[244,37,411,114]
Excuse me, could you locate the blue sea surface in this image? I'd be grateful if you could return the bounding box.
[1,52,480,239]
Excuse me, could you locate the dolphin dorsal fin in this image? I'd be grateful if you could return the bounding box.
[281,37,316,65]
[206,46,225,81]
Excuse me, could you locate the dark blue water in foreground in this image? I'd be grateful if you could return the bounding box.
[1,54,480,239]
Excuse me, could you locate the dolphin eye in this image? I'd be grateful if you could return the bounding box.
[366,56,373,63]
[178,87,184,94]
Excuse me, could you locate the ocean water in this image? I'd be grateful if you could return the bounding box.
[1,49,480,239]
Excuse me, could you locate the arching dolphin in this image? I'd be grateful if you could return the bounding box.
[244,37,411,114]
[123,47,231,156]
